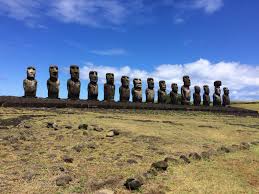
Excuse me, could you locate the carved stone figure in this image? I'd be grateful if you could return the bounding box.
[193,86,201,106]
[145,78,155,103]
[67,65,80,100]
[158,80,167,104]
[88,71,98,100]
[47,65,60,99]
[213,81,222,106]
[132,78,142,103]
[203,85,210,106]
[181,75,191,105]
[119,76,130,102]
[170,83,181,105]
[104,73,115,101]
[222,87,230,106]
[23,66,37,98]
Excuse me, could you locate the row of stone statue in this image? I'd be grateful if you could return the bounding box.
[23,65,230,106]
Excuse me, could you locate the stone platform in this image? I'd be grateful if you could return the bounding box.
[0,96,257,116]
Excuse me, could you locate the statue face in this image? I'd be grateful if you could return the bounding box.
[133,78,142,89]
[89,71,98,83]
[27,66,36,79]
[194,86,200,93]
[223,87,229,95]
[106,73,114,85]
[203,85,210,94]
[183,75,190,87]
[70,65,79,80]
[159,80,166,91]
[147,78,154,89]
[49,65,58,80]
[121,76,129,87]
[214,80,222,87]
[171,83,178,93]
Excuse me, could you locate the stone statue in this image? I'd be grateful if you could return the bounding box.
[119,76,130,102]
[170,83,181,105]
[88,71,98,100]
[158,80,167,104]
[193,86,201,106]
[203,85,210,106]
[104,73,115,101]
[181,75,191,105]
[213,81,222,106]
[132,78,142,103]
[222,87,230,106]
[145,78,155,103]
[47,65,60,99]
[23,66,37,98]
[67,65,80,100]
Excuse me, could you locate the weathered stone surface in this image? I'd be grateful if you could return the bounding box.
[78,124,88,130]
[158,80,167,104]
[222,87,230,106]
[23,66,37,98]
[119,76,130,102]
[56,175,72,186]
[88,71,98,100]
[104,73,115,101]
[203,85,210,106]
[146,78,155,103]
[189,152,201,160]
[67,65,80,100]
[124,178,143,190]
[181,76,191,105]
[63,155,73,163]
[213,81,222,106]
[170,83,181,105]
[47,65,60,99]
[106,129,119,137]
[239,142,250,150]
[132,78,142,103]
[179,155,191,164]
[193,86,201,106]
[151,160,168,171]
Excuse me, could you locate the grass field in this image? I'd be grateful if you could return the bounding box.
[0,103,259,194]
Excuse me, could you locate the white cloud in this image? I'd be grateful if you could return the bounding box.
[79,59,259,100]
[90,48,127,56]
[193,0,224,14]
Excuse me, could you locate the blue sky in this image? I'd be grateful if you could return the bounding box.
[0,0,258,101]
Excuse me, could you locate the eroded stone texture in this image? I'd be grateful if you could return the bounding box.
[47,65,60,99]
[145,78,155,103]
[203,85,210,106]
[181,75,191,105]
[222,87,230,106]
[158,80,167,104]
[119,76,130,102]
[132,78,142,103]
[193,86,201,106]
[170,83,181,105]
[67,65,80,100]
[23,66,37,98]
[88,71,98,100]
[213,81,222,106]
[104,73,115,101]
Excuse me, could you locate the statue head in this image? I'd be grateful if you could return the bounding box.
[171,83,178,93]
[49,65,58,81]
[183,75,191,87]
[133,78,142,89]
[106,73,114,85]
[121,76,129,88]
[159,80,166,91]
[214,81,222,95]
[147,78,154,89]
[223,87,229,95]
[89,71,98,84]
[27,66,36,79]
[194,86,200,94]
[203,85,210,95]
[70,65,79,81]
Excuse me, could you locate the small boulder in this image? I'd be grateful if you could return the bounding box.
[47,122,59,130]
[189,152,201,160]
[78,124,88,130]
[124,178,143,190]
[151,160,168,171]
[179,155,191,164]
[63,155,73,163]
[56,175,72,186]
[201,151,210,160]
[239,142,250,150]
[106,130,119,137]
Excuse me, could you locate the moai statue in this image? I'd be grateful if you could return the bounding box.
[23,66,37,98]
[181,75,191,105]
[145,78,155,103]
[104,73,115,101]
[47,65,60,99]
[132,78,142,103]
[170,83,181,105]
[119,76,130,102]
[67,65,80,100]
[88,71,98,100]
[203,85,210,106]
[222,87,230,106]
[193,86,201,106]
[213,81,222,106]
[158,80,167,104]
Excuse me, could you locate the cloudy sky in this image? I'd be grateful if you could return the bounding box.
[0,0,258,101]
